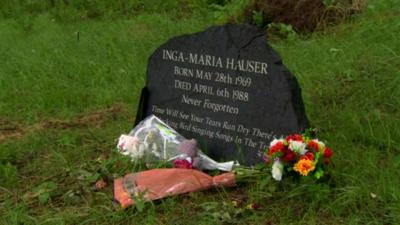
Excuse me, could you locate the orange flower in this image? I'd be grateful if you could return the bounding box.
[293,159,315,176]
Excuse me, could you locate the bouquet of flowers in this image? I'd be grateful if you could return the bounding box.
[264,133,333,181]
[117,115,235,171]
[114,167,263,209]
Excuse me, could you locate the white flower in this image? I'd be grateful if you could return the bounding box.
[269,138,285,148]
[117,135,138,151]
[289,140,307,155]
[184,156,192,163]
[117,135,144,159]
[272,160,283,181]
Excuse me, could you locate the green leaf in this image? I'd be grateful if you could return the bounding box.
[132,191,147,212]
[314,168,324,179]
[34,181,57,192]
[0,163,18,187]
[135,199,145,212]
[394,155,400,168]
[314,152,322,163]
[32,181,57,204]
[252,10,263,27]
[87,173,101,183]
[323,0,336,6]
[155,124,176,139]
[38,192,50,204]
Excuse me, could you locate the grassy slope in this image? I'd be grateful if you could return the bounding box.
[0,11,215,123]
[1,1,399,224]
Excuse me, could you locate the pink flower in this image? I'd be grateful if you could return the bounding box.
[263,154,271,164]
[173,159,193,169]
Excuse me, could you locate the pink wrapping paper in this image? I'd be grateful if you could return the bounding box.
[114,168,236,208]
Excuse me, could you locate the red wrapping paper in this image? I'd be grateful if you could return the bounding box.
[114,168,236,208]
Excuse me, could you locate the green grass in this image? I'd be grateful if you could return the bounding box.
[1,0,400,224]
[0,11,217,123]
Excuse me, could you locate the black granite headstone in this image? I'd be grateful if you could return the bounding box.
[137,24,308,165]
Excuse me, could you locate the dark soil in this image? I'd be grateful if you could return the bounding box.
[242,0,366,33]
[0,104,125,143]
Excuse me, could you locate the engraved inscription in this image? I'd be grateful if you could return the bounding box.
[155,48,272,151]
[163,49,268,75]
[150,105,273,149]
[145,25,309,165]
